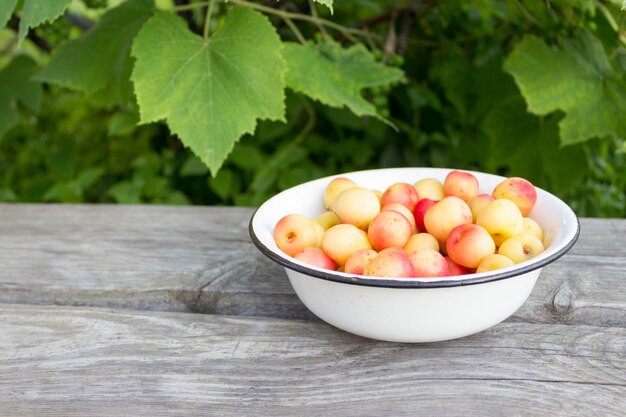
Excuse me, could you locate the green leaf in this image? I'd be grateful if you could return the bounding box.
[504,31,626,145]
[76,167,105,188]
[35,0,154,105]
[0,56,41,111]
[561,30,611,76]
[434,54,470,118]
[131,8,286,175]
[250,139,307,194]
[505,34,598,115]
[313,0,333,13]
[163,190,190,205]
[433,53,517,124]
[0,102,17,140]
[0,55,42,138]
[108,181,143,204]
[108,110,139,137]
[0,0,18,29]
[18,0,73,42]
[46,136,77,178]
[483,95,587,192]
[283,41,404,120]
[43,168,105,203]
[0,187,17,202]
[560,78,626,144]
[180,155,209,177]
[209,168,240,200]
[228,143,266,171]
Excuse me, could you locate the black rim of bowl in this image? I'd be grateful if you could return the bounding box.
[249,209,580,289]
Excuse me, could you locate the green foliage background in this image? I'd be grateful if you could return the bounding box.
[0,0,625,217]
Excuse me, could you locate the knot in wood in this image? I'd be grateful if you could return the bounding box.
[549,280,574,318]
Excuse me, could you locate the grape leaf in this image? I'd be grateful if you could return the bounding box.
[313,0,333,13]
[0,0,18,29]
[504,30,626,145]
[18,0,73,42]
[483,96,587,192]
[433,53,517,125]
[0,101,17,141]
[180,155,209,177]
[283,41,404,119]
[108,110,140,137]
[131,8,286,175]
[0,55,42,138]
[35,0,153,106]
[209,168,241,200]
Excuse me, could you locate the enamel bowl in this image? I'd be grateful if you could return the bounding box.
[249,168,579,343]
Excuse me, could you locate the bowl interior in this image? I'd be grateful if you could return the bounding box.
[250,167,579,287]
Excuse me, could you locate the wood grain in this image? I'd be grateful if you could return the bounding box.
[569,217,626,257]
[1,304,624,417]
[0,204,624,327]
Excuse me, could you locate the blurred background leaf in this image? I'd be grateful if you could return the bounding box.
[0,0,624,218]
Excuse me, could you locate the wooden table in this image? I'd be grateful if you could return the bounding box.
[0,204,624,416]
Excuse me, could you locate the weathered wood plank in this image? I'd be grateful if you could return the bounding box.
[0,204,624,327]
[0,204,283,311]
[1,304,624,417]
[569,217,626,257]
[512,255,626,327]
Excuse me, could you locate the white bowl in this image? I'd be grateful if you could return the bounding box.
[249,168,579,343]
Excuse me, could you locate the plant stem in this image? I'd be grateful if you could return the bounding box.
[0,32,17,56]
[229,0,380,38]
[203,0,215,40]
[597,1,619,31]
[284,17,307,45]
[597,1,626,46]
[176,0,381,42]
[308,0,330,40]
[363,30,377,50]
[616,5,626,46]
[174,3,201,12]
[510,0,537,25]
